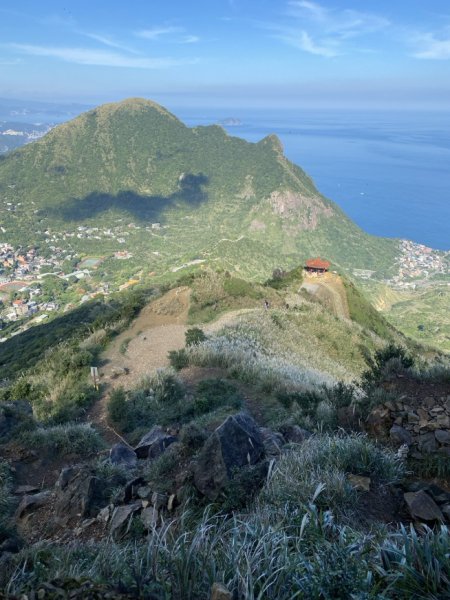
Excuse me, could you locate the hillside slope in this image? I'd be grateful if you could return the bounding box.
[0,98,398,279]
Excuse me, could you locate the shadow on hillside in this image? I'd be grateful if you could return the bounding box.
[45,173,209,222]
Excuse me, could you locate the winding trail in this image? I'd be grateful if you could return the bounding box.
[85,287,257,442]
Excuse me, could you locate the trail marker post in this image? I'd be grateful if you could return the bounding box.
[90,366,99,390]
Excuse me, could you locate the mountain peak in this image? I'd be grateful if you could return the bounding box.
[88,97,180,122]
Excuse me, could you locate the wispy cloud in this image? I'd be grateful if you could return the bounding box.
[136,26,199,44]
[80,32,139,54]
[266,1,390,57]
[412,32,450,60]
[135,26,183,40]
[8,44,197,69]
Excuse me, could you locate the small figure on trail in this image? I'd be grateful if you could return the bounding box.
[264,299,270,310]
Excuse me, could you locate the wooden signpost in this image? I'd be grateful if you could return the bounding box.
[90,366,99,390]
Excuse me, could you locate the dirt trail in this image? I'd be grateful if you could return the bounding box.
[301,272,349,319]
[86,288,255,442]
[86,287,190,442]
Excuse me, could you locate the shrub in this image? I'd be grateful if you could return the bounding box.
[362,343,414,389]
[168,348,189,371]
[223,277,259,298]
[179,422,208,451]
[193,379,243,416]
[21,423,105,457]
[108,370,189,433]
[185,327,207,347]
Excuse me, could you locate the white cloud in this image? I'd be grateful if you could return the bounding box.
[276,29,339,57]
[81,32,139,54]
[8,44,197,69]
[412,33,450,60]
[266,1,390,57]
[135,27,183,40]
[287,1,390,38]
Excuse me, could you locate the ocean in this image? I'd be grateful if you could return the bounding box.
[179,108,450,251]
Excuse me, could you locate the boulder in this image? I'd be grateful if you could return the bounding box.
[211,583,232,600]
[366,406,391,438]
[109,502,141,536]
[441,504,450,523]
[389,425,412,447]
[404,491,443,522]
[193,413,264,500]
[109,443,137,468]
[15,491,50,520]
[418,432,437,453]
[141,506,159,529]
[435,430,450,445]
[259,427,285,457]
[280,425,312,444]
[54,466,105,522]
[134,426,177,459]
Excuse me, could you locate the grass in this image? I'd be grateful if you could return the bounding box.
[2,494,448,599]
[20,423,105,457]
[262,432,404,520]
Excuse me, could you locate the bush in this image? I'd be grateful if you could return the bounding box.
[168,348,189,370]
[185,327,207,347]
[223,277,260,298]
[108,370,189,433]
[21,423,105,456]
[362,343,414,389]
[179,422,208,451]
[193,379,243,416]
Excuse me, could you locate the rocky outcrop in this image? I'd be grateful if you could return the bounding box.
[134,426,177,459]
[109,443,137,468]
[367,393,450,458]
[54,466,106,523]
[404,491,443,522]
[193,413,264,500]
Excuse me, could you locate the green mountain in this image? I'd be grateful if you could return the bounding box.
[0,98,398,280]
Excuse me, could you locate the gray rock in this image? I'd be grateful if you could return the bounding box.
[193,413,264,500]
[259,427,285,457]
[389,425,412,447]
[211,583,232,600]
[134,426,177,459]
[280,425,312,444]
[435,430,450,445]
[54,466,105,522]
[141,506,159,529]
[418,432,437,453]
[404,491,443,522]
[109,502,140,535]
[441,504,450,522]
[136,485,152,500]
[15,491,50,519]
[13,485,39,495]
[366,407,391,437]
[151,492,168,510]
[110,443,137,467]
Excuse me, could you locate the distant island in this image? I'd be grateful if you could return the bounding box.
[219,117,243,126]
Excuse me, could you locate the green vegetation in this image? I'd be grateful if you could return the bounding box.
[343,277,394,339]
[20,423,105,457]
[2,432,448,599]
[108,370,244,438]
[0,287,152,381]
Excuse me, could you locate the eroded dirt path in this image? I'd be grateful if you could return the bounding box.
[86,287,257,442]
[301,272,349,319]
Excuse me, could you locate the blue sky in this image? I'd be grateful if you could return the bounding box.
[1,0,450,108]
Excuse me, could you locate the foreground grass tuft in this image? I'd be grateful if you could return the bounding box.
[21,423,105,457]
